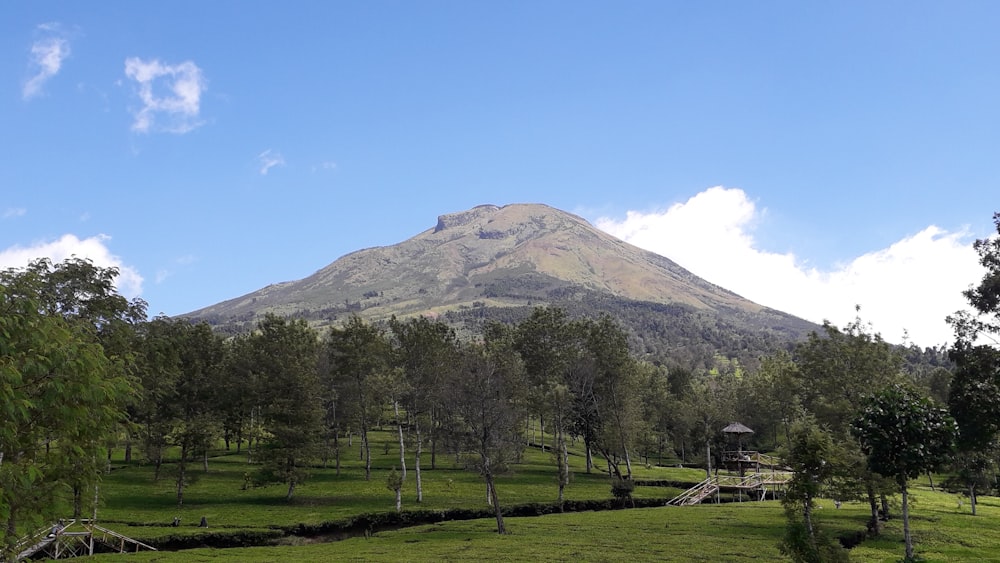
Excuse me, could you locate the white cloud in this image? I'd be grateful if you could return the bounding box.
[23,24,71,100]
[3,208,27,219]
[124,57,206,133]
[595,187,982,347]
[258,149,285,175]
[0,234,143,298]
[312,161,337,172]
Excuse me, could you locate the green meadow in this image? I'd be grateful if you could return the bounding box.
[59,429,1000,562]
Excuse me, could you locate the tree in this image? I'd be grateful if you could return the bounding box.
[795,313,904,533]
[778,418,848,563]
[945,211,1000,514]
[0,259,139,551]
[581,315,644,480]
[445,323,527,534]
[325,316,390,481]
[956,211,1000,341]
[852,384,957,561]
[514,307,579,503]
[389,316,458,502]
[251,315,324,501]
[947,344,1000,514]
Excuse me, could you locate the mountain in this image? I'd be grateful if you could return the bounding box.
[185,203,819,370]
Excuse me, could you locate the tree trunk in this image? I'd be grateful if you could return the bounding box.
[395,402,406,481]
[395,487,402,512]
[926,471,935,491]
[124,440,132,463]
[866,484,880,535]
[334,432,341,476]
[177,443,187,507]
[970,483,978,516]
[705,438,712,480]
[585,442,593,474]
[286,478,296,502]
[415,425,423,503]
[362,426,372,481]
[902,483,913,560]
[880,492,891,520]
[203,450,209,472]
[73,484,82,518]
[485,471,505,534]
[431,424,438,470]
[803,493,816,553]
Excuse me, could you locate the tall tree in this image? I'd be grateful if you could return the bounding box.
[325,316,390,481]
[947,344,1000,514]
[794,312,904,533]
[0,259,139,550]
[251,315,324,501]
[779,418,848,563]
[390,316,458,502]
[445,323,527,534]
[582,316,644,480]
[515,307,579,502]
[852,384,957,561]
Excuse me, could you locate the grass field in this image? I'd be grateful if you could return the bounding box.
[54,429,1000,561]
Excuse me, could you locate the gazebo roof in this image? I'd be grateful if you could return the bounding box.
[722,422,754,435]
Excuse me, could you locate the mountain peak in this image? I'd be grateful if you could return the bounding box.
[185,203,815,353]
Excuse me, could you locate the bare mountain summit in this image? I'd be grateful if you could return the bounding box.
[187,203,817,367]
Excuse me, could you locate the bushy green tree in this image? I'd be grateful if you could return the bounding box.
[778,419,848,563]
[0,259,140,551]
[325,315,390,481]
[852,384,957,561]
[251,315,323,501]
[446,323,527,534]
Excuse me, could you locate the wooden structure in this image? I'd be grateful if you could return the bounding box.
[10,519,156,561]
[668,451,792,506]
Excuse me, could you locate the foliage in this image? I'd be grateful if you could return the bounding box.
[0,258,140,551]
[778,419,848,563]
[251,315,324,501]
[852,383,957,560]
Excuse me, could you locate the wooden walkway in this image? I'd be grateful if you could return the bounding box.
[11,519,156,561]
[668,451,792,506]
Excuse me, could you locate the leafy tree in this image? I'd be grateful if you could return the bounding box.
[325,315,390,481]
[251,315,324,500]
[389,316,458,501]
[779,419,848,563]
[581,315,644,480]
[852,384,957,561]
[947,343,1000,514]
[514,307,580,502]
[955,211,1000,341]
[0,259,139,550]
[945,211,1000,514]
[794,313,904,533]
[445,323,527,534]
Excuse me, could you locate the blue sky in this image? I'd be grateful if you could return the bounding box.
[3,2,996,347]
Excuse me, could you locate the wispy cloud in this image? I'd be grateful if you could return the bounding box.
[258,149,285,175]
[595,186,982,347]
[124,57,206,133]
[312,161,337,173]
[0,234,143,298]
[2,208,27,219]
[23,23,71,100]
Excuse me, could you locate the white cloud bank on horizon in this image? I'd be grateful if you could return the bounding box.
[124,57,206,133]
[0,234,143,298]
[595,187,983,348]
[23,24,71,100]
